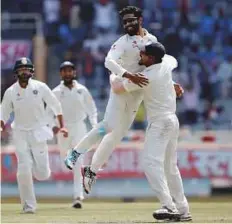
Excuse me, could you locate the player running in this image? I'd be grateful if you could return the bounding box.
[47,61,97,208]
[111,42,192,222]
[1,58,68,213]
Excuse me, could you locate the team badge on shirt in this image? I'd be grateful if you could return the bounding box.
[112,44,116,50]
[77,90,82,94]
[132,40,139,49]
[33,90,38,95]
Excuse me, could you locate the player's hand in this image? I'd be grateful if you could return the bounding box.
[174,83,184,98]
[52,126,60,135]
[59,127,68,138]
[124,72,149,87]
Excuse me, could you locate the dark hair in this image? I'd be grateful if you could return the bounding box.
[119,6,142,18]
[145,42,166,63]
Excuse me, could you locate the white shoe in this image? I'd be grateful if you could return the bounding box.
[22,203,35,214]
[72,198,82,209]
[153,206,180,221]
[83,166,96,194]
[180,212,192,222]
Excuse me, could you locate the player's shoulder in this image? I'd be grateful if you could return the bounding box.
[31,79,44,85]
[163,54,178,70]
[4,84,15,95]
[5,81,19,94]
[74,81,89,92]
[30,79,47,88]
[52,84,61,93]
[113,34,128,45]
[7,82,17,90]
[30,79,53,93]
[142,66,155,78]
[146,31,158,42]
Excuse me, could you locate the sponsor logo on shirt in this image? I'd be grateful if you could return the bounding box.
[132,40,139,49]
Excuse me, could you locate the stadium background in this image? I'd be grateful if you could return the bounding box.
[1,0,232,201]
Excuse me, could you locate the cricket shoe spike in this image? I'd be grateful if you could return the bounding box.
[83,166,96,194]
[153,206,180,221]
[64,149,81,170]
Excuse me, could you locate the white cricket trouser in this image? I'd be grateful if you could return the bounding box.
[57,121,87,200]
[13,129,51,210]
[74,90,143,173]
[142,114,189,213]
[90,90,143,173]
[104,90,143,130]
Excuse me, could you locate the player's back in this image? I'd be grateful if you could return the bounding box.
[142,55,177,122]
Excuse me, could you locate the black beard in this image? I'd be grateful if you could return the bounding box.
[125,23,139,36]
[17,74,32,83]
[63,79,74,86]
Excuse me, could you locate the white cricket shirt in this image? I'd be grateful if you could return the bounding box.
[104,30,158,120]
[105,29,158,76]
[51,80,97,127]
[1,79,62,130]
[123,55,178,122]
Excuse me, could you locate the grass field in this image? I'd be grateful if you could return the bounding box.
[1,200,232,223]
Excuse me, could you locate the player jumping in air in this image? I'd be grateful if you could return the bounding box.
[64,6,183,196]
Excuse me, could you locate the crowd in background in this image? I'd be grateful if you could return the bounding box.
[1,0,232,131]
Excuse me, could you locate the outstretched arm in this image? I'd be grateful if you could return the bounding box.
[110,74,144,94]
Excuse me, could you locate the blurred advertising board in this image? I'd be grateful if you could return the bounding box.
[1,40,31,70]
[1,144,232,183]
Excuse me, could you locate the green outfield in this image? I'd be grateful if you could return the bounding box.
[1,200,232,223]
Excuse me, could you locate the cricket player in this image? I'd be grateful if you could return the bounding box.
[47,61,97,208]
[111,42,192,222]
[64,6,183,194]
[1,57,68,213]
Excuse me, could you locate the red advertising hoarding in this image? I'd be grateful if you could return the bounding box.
[1,40,31,69]
[1,146,232,182]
